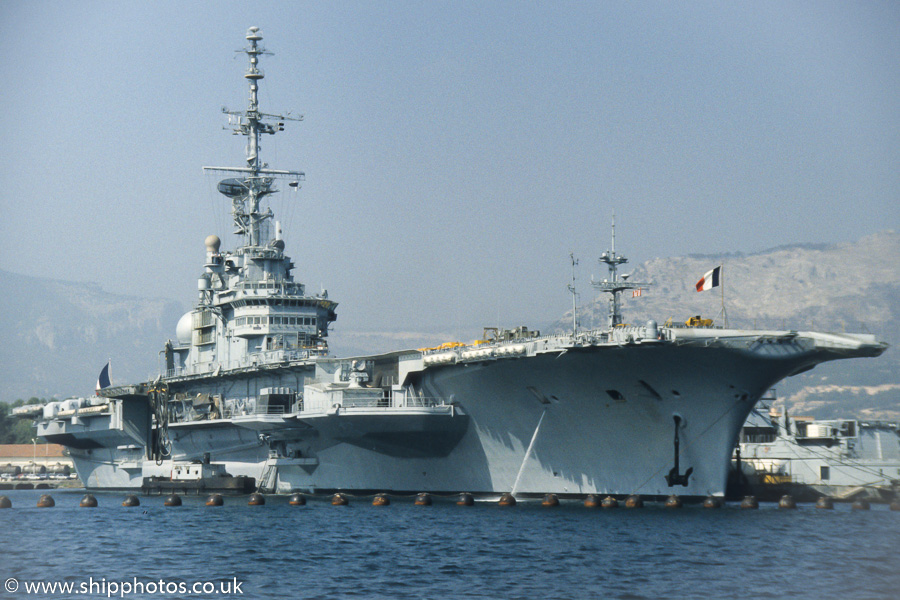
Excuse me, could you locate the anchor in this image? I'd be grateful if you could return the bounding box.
[665,415,693,487]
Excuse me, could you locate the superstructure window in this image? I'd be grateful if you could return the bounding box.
[820,466,830,481]
[741,427,777,444]
[606,390,625,401]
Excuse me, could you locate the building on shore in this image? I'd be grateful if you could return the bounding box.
[0,443,74,478]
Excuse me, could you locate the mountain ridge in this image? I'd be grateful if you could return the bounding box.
[0,269,184,400]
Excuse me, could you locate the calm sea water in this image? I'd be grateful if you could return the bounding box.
[2,489,898,600]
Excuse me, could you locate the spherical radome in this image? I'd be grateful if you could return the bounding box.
[205,235,221,253]
[176,312,193,345]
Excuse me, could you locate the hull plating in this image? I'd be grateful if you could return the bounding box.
[72,344,795,496]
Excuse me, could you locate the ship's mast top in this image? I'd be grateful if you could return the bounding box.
[591,213,650,329]
[243,26,266,173]
[203,27,304,250]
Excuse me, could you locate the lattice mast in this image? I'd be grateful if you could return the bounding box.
[203,27,304,249]
[591,213,651,329]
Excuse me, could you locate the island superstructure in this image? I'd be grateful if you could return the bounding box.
[17,28,888,499]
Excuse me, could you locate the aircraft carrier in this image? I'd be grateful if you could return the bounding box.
[17,27,888,500]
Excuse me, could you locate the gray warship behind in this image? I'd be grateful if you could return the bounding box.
[730,396,900,503]
[18,28,889,499]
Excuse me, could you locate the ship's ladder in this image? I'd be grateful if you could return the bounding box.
[258,461,277,493]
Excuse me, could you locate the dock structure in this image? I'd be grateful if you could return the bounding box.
[0,443,79,489]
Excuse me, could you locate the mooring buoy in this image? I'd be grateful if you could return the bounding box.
[37,494,55,508]
[79,494,98,508]
[851,499,870,511]
[373,493,390,507]
[584,494,600,508]
[703,496,722,509]
[288,493,306,506]
[331,493,349,506]
[778,495,797,509]
[601,496,619,509]
[164,494,182,507]
[498,492,516,507]
[664,494,682,509]
[0,496,11,509]
[122,495,140,507]
[542,493,560,507]
[415,492,432,506]
[740,495,759,509]
[624,494,643,508]
[206,493,224,507]
[248,493,265,506]
[815,497,834,510]
[457,492,474,506]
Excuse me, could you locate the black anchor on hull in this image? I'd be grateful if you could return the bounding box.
[665,414,693,487]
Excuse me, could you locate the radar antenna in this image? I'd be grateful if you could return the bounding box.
[591,212,650,329]
[203,26,305,248]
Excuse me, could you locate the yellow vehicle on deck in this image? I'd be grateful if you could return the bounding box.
[685,316,714,327]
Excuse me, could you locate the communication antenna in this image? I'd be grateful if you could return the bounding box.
[568,253,580,336]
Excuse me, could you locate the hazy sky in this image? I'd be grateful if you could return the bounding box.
[2,1,898,340]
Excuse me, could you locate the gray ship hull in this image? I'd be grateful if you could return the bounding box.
[264,344,799,496]
[59,333,869,498]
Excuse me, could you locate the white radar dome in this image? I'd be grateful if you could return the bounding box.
[176,312,193,345]
[205,235,221,253]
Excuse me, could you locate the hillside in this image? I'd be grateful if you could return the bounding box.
[0,270,184,401]
[551,231,899,419]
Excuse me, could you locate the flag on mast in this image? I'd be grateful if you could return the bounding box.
[96,361,111,392]
[695,266,721,292]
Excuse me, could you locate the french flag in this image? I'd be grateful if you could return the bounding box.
[96,362,111,392]
[696,266,721,292]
